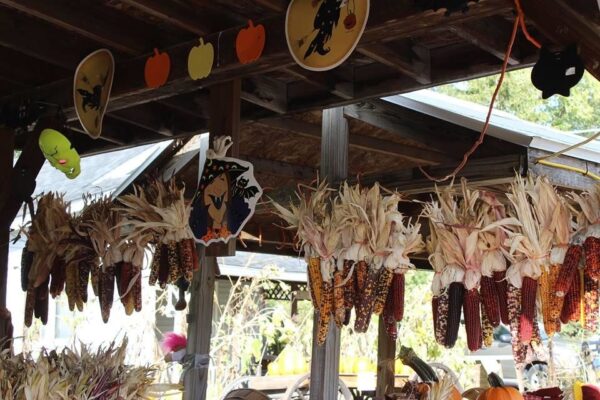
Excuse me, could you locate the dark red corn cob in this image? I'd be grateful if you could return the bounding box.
[158,244,170,288]
[393,273,405,322]
[519,276,538,343]
[49,258,66,298]
[480,275,500,327]
[342,260,354,326]
[553,244,583,318]
[34,278,50,325]
[584,270,599,331]
[584,236,600,281]
[384,287,397,339]
[463,289,482,352]
[445,282,465,348]
[560,268,581,324]
[493,271,510,325]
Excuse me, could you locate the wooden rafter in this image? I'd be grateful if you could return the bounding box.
[357,42,431,85]
[449,19,521,65]
[0,0,153,55]
[0,0,514,121]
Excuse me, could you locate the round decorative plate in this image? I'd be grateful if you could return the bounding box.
[286,0,370,71]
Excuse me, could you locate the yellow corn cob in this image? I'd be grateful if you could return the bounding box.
[372,268,393,315]
[540,265,560,335]
[308,257,323,309]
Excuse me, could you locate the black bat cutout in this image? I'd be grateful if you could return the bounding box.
[77,85,102,112]
[531,44,584,99]
[209,192,226,210]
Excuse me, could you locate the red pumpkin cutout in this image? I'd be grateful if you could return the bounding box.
[236,20,266,64]
[145,48,171,88]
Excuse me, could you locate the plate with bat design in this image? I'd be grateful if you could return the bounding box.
[73,49,114,139]
[286,0,370,71]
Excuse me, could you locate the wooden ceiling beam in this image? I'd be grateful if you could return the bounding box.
[520,0,600,81]
[356,43,431,85]
[118,0,212,36]
[0,7,103,69]
[257,117,453,165]
[0,0,513,119]
[449,20,521,65]
[245,157,316,180]
[283,67,354,100]
[109,103,206,137]
[0,0,150,55]
[241,76,288,114]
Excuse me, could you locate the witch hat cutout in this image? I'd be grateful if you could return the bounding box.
[531,44,584,99]
[73,49,114,139]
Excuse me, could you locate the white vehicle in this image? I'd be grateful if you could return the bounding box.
[466,325,589,391]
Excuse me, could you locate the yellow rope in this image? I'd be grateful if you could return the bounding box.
[533,131,600,182]
[536,159,600,182]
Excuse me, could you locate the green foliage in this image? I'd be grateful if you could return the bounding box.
[435,70,600,134]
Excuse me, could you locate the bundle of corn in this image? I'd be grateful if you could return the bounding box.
[423,201,449,347]
[479,191,509,327]
[22,193,72,327]
[78,196,123,323]
[570,187,600,331]
[381,212,424,338]
[118,178,198,307]
[534,178,572,335]
[0,340,155,399]
[505,175,553,344]
[273,180,340,344]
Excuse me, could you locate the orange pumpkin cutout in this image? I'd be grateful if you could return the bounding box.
[236,20,265,64]
[477,373,523,400]
[145,48,171,88]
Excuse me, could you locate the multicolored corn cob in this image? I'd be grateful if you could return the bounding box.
[463,289,482,352]
[317,281,333,345]
[392,273,405,322]
[383,289,397,339]
[307,257,323,307]
[519,276,538,343]
[355,270,379,333]
[493,270,510,325]
[584,271,599,331]
[445,282,465,348]
[354,260,368,307]
[433,292,449,347]
[342,260,354,326]
[98,265,115,323]
[560,267,581,324]
[480,275,500,327]
[333,269,345,327]
[372,268,393,316]
[553,244,583,318]
[540,265,560,335]
[584,236,600,281]
[508,283,526,365]
[481,303,494,348]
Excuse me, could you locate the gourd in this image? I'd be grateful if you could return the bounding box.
[235,20,265,64]
[476,373,523,400]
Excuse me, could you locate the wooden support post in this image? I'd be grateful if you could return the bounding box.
[309,107,348,400]
[0,127,14,348]
[185,79,241,400]
[376,317,396,397]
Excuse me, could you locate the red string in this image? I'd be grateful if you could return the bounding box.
[419,0,542,182]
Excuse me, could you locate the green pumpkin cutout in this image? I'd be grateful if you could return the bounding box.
[188,38,214,80]
[39,128,81,179]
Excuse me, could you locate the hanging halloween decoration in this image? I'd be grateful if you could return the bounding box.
[189,136,262,246]
[531,44,584,99]
[286,0,370,71]
[73,49,114,139]
[144,48,171,88]
[161,332,188,363]
[235,20,266,64]
[417,0,479,16]
[188,38,214,80]
[38,128,81,179]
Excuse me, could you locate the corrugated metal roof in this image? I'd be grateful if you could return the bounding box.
[387,90,600,163]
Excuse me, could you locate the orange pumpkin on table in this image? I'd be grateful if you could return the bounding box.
[144,48,170,88]
[477,373,523,400]
[236,20,265,64]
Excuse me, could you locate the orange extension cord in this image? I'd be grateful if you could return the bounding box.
[419,0,541,182]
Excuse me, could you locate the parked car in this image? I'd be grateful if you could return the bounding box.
[467,325,588,391]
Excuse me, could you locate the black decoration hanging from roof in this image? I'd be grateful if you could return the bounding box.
[531,44,584,99]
